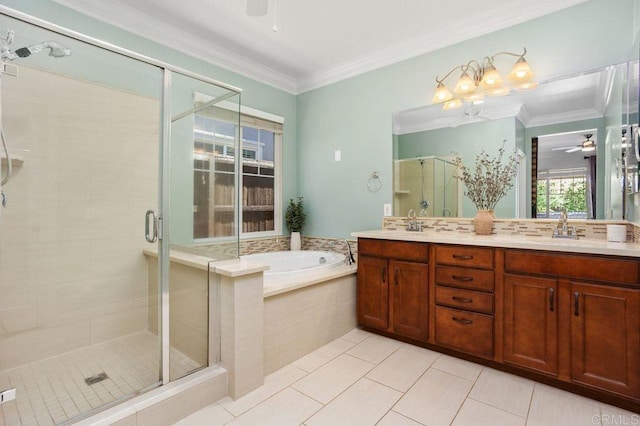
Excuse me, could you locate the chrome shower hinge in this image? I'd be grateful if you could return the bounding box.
[1,63,17,77]
[0,388,16,404]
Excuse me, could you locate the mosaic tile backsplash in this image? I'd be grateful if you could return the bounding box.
[175,236,358,261]
[381,217,639,244]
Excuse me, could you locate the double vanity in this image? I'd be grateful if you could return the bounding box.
[352,228,640,412]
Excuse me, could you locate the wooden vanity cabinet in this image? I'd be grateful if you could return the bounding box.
[570,281,640,398]
[356,238,640,410]
[357,238,429,341]
[433,245,496,359]
[503,274,558,376]
[504,250,640,401]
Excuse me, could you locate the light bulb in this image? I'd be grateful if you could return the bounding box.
[432,82,453,103]
[509,57,533,82]
[442,99,463,110]
[453,71,476,95]
[479,66,503,88]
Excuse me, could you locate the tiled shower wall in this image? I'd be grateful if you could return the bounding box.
[0,66,158,369]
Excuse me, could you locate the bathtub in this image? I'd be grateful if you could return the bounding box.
[241,250,345,278]
[241,250,357,374]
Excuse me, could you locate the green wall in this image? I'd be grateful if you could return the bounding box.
[297,0,639,237]
[395,118,518,218]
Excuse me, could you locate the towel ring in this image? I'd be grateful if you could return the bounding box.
[367,172,382,192]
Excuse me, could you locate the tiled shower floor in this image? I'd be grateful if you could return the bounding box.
[0,331,200,426]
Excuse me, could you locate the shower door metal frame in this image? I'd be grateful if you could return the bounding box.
[0,2,242,389]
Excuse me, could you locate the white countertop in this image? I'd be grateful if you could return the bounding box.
[351,230,640,258]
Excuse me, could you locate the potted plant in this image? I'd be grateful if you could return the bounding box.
[285,196,306,250]
[453,144,517,235]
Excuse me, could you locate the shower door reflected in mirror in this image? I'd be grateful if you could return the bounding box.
[393,156,460,217]
[0,15,164,425]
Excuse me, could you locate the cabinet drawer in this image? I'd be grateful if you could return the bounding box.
[436,286,494,314]
[435,265,495,292]
[504,250,639,285]
[435,306,494,358]
[435,245,494,269]
[358,238,429,263]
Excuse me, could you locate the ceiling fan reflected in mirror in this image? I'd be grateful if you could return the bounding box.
[551,133,596,153]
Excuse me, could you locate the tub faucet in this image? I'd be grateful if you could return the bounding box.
[406,209,422,232]
[332,239,355,265]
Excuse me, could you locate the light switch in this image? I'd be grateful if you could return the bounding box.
[334,150,341,161]
[383,204,392,216]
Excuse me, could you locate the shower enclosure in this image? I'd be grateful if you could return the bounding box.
[393,156,460,217]
[0,6,240,425]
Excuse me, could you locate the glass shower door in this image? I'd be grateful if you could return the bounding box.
[0,14,164,425]
[164,72,240,381]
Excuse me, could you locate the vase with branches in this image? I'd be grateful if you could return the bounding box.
[453,143,518,234]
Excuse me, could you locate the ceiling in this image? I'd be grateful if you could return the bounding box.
[52,0,587,94]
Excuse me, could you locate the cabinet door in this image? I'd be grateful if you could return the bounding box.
[571,282,640,398]
[357,256,389,330]
[391,260,429,341]
[503,274,558,375]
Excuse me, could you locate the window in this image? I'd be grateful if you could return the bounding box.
[536,168,588,219]
[193,108,282,239]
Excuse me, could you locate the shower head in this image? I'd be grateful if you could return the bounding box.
[14,41,71,59]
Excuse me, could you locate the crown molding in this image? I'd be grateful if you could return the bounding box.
[296,0,588,93]
[52,0,586,95]
[52,0,298,94]
[524,108,603,128]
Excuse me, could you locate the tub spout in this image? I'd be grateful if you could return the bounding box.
[332,238,356,265]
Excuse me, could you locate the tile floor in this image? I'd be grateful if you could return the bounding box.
[177,328,639,426]
[0,331,200,426]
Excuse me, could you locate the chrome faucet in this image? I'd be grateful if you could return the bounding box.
[332,239,356,265]
[552,207,578,239]
[406,209,422,232]
[560,208,568,234]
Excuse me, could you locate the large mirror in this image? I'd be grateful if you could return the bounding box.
[393,61,637,220]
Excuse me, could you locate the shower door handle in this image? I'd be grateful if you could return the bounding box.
[145,209,158,243]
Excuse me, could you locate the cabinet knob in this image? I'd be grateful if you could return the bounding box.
[574,292,580,316]
[549,288,555,312]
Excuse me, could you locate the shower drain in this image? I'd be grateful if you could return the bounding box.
[84,372,108,386]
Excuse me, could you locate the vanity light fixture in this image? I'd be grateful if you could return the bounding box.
[431,47,536,110]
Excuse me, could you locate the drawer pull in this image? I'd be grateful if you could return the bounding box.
[549,288,554,312]
[452,275,474,282]
[452,254,473,261]
[574,292,579,316]
[381,267,386,283]
[394,268,399,286]
[452,317,473,325]
[452,296,473,304]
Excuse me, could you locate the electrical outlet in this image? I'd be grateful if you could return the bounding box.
[383,204,392,216]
